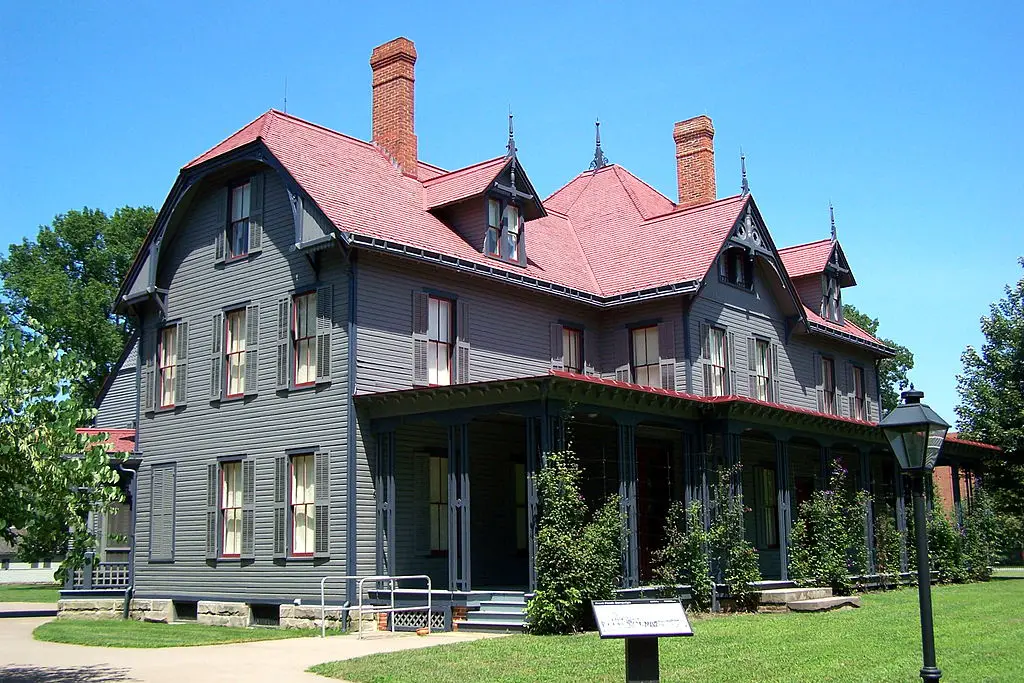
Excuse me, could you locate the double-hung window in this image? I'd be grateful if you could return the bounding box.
[853,366,867,420]
[221,461,243,557]
[822,357,837,415]
[158,326,178,408]
[228,182,251,259]
[631,326,660,387]
[754,338,771,401]
[291,454,315,556]
[823,276,841,322]
[485,199,501,256]
[427,296,453,386]
[484,197,524,264]
[225,309,246,397]
[503,204,520,258]
[293,292,317,386]
[708,327,728,396]
[563,327,583,374]
[428,455,448,554]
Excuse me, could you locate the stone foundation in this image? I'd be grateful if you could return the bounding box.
[57,598,123,620]
[197,600,251,628]
[129,599,175,623]
[279,604,379,631]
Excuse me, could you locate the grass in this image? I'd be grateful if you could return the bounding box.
[0,583,60,603]
[34,619,317,648]
[311,581,1024,682]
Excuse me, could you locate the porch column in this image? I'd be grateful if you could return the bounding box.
[950,463,963,527]
[775,438,792,581]
[617,420,639,588]
[526,418,540,592]
[375,430,396,575]
[540,410,565,460]
[683,432,697,510]
[447,423,471,592]
[893,458,909,572]
[859,449,876,575]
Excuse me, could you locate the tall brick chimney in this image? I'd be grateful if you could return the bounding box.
[370,37,417,175]
[673,115,716,209]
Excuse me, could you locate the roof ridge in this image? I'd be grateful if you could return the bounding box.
[641,194,747,227]
[610,164,674,209]
[421,155,508,186]
[779,237,832,253]
[563,170,596,214]
[612,165,648,220]
[543,169,592,204]
[265,108,382,152]
[559,213,602,295]
[182,110,272,168]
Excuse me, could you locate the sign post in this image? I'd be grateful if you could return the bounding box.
[592,599,693,683]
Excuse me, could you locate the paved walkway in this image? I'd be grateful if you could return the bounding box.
[0,609,497,682]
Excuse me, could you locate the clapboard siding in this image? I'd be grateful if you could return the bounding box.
[597,298,686,389]
[793,275,822,313]
[134,166,353,604]
[95,339,139,428]
[437,199,487,254]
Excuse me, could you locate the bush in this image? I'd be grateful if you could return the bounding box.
[653,500,714,611]
[873,504,903,585]
[961,487,995,580]
[927,504,969,584]
[709,464,761,610]
[526,450,623,635]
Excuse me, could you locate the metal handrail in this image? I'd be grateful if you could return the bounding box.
[318,574,432,639]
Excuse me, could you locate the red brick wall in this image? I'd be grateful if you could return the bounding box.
[674,115,716,209]
[370,37,418,176]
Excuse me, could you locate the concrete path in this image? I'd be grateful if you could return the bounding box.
[0,615,498,682]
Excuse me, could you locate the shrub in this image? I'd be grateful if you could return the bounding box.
[961,487,995,581]
[926,504,969,584]
[653,500,714,611]
[709,464,761,610]
[873,504,903,586]
[526,450,623,635]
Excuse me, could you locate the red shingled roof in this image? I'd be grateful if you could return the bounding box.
[422,156,508,210]
[779,239,833,278]
[803,305,888,348]
[76,428,136,454]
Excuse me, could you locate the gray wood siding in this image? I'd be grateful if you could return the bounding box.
[436,199,487,254]
[95,339,139,428]
[133,166,353,604]
[598,298,686,389]
[794,275,822,312]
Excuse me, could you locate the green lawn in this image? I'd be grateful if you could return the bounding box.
[311,581,1024,683]
[34,619,317,648]
[0,583,59,603]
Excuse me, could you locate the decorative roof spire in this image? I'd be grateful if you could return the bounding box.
[740,148,749,196]
[590,119,609,170]
[829,201,837,241]
[506,109,516,157]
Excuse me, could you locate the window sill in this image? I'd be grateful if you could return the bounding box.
[719,276,754,293]
[282,381,329,395]
[212,393,247,405]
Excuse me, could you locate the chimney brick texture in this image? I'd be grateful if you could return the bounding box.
[370,37,417,176]
[673,115,716,209]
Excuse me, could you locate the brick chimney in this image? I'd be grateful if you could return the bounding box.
[370,37,417,175]
[673,115,716,209]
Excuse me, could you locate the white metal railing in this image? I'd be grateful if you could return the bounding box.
[318,574,432,639]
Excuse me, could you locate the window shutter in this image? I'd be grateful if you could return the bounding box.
[241,459,255,559]
[245,304,259,395]
[658,321,676,391]
[703,362,713,396]
[813,352,822,388]
[143,330,156,413]
[273,455,287,559]
[549,323,564,371]
[210,313,223,401]
[771,343,781,403]
[867,369,878,422]
[747,336,758,399]
[456,300,471,384]
[276,297,291,390]
[215,188,228,265]
[817,388,825,413]
[516,214,527,265]
[150,465,175,562]
[728,331,737,395]
[412,291,429,386]
[849,395,858,420]
[583,327,596,375]
[314,451,330,558]
[206,463,219,560]
[175,321,189,407]
[249,173,264,255]
[614,329,631,383]
[315,285,332,384]
[700,322,711,360]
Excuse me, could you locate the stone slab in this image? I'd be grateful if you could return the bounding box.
[758,587,833,605]
[197,600,250,628]
[787,595,862,612]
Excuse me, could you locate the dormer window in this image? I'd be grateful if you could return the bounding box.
[486,199,501,256]
[823,275,841,322]
[503,204,520,256]
[483,196,524,265]
[720,247,753,290]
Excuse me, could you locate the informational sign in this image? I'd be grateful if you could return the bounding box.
[591,599,694,639]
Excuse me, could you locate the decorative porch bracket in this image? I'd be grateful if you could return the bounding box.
[894,458,909,572]
[858,449,876,575]
[618,421,639,588]
[448,423,471,592]
[775,439,792,581]
[375,431,397,576]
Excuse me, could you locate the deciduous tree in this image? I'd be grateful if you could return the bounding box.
[843,304,915,412]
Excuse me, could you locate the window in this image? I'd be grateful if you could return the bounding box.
[721,248,753,289]
[293,291,317,386]
[514,463,527,552]
[225,309,246,397]
[563,327,582,374]
[484,197,524,264]
[485,199,500,256]
[503,204,520,259]
[221,461,243,557]
[102,501,132,562]
[158,326,177,407]
[228,182,251,259]
[291,454,315,556]
[631,326,660,388]
[427,296,453,386]
[428,455,448,553]
[708,327,728,396]
[853,366,867,420]
[822,357,837,415]
[754,338,771,401]
[823,275,841,322]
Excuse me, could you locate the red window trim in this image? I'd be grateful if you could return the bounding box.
[220,463,241,559]
[158,326,176,409]
[427,295,453,388]
[290,455,314,558]
[293,292,316,388]
[225,309,246,399]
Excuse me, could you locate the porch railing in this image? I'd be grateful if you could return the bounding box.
[66,553,130,591]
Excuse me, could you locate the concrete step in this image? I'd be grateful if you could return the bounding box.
[758,587,833,605]
[788,596,861,612]
[467,609,525,623]
[479,601,526,613]
[457,618,526,633]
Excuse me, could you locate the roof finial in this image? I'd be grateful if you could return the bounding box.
[740,148,749,196]
[506,107,516,157]
[829,201,837,241]
[590,118,609,170]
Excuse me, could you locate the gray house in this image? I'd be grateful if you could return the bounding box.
[73,37,996,627]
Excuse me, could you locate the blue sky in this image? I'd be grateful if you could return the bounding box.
[1,1,1021,423]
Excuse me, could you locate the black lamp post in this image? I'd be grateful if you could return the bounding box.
[879,387,950,683]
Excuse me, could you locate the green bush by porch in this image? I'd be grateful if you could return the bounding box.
[311,580,1024,682]
[33,619,317,648]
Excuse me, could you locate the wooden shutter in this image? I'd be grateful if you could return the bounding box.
[273,455,287,558]
[276,297,291,390]
[700,322,712,396]
[583,327,596,375]
[210,313,223,401]
[867,368,878,422]
[412,291,429,386]
[215,187,228,264]
[143,330,156,413]
[747,336,758,399]
[149,464,175,562]
[727,331,737,395]
[315,285,332,384]
[245,304,259,395]
[456,300,471,384]
[241,459,255,559]
[549,323,564,371]
[771,343,781,403]
[314,451,330,558]
[206,463,219,559]
[658,321,676,391]
[249,173,264,255]
[615,329,631,382]
[175,321,189,407]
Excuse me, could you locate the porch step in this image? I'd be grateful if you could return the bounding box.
[758,587,833,605]
[788,595,861,612]
[459,593,527,633]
